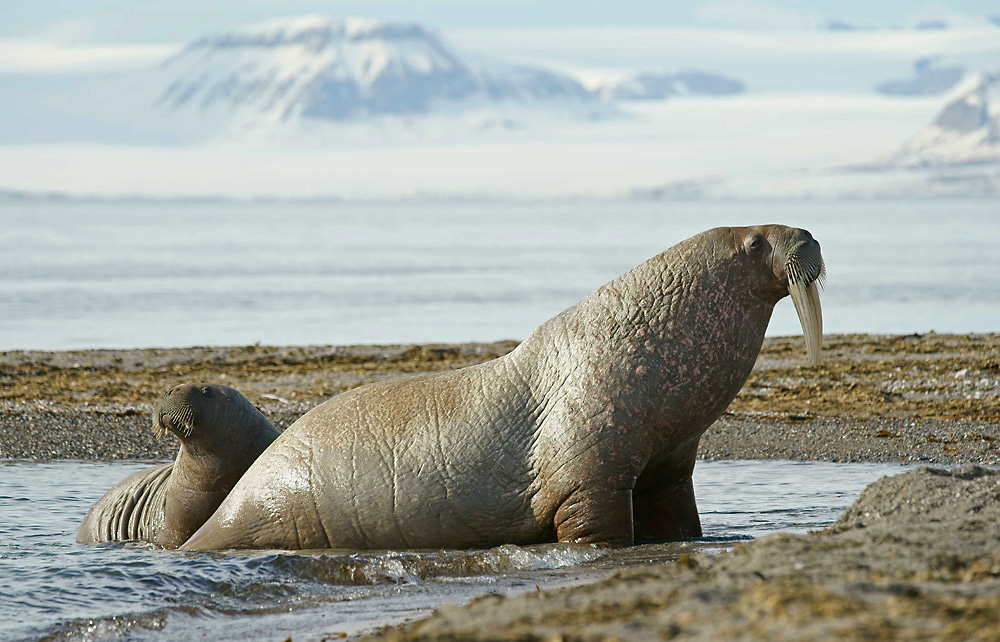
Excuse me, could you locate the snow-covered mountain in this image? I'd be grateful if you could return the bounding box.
[886,73,1000,167]
[1,15,769,146]
[595,70,744,101]
[8,16,1000,200]
[155,16,604,137]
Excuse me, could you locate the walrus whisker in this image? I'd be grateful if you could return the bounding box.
[155,407,196,438]
[785,257,824,287]
[177,408,196,437]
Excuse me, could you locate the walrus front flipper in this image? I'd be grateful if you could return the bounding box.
[633,478,702,541]
[633,443,703,541]
[554,486,635,547]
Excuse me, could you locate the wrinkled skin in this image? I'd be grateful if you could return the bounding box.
[77,383,279,548]
[182,225,824,551]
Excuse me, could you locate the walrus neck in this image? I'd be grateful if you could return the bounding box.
[612,252,774,427]
[513,244,773,432]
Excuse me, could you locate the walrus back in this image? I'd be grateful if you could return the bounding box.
[76,463,172,543]
[181,361,546,550]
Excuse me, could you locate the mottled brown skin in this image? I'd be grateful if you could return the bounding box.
[182,225,824,551]
[76,383,279,548]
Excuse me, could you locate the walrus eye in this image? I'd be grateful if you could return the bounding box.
[747,235,764,252]
[201,387,213,397]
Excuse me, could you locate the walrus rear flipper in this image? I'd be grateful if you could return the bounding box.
[179,513,239,551]
[180,491,325,551]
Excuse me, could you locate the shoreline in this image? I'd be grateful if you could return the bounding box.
[5,332,999,640]
[3,333,997,464]
[370,465,1000,642]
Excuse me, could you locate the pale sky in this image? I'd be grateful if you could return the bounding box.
[0,0,997,43]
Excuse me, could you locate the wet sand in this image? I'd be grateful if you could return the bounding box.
[371,465,1000,642]
[3,333,999,640]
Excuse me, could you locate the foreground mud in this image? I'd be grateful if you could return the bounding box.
[369,466,1000,642]
[1,333,997,462]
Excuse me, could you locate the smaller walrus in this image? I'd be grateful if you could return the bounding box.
[77,383,279,548]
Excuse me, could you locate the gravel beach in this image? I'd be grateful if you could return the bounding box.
[4,332,999,641]
[2,333,997,464]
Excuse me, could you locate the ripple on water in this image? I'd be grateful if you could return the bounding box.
[1,460,913,642]
[241,543,608,586]
[19,543,608,642]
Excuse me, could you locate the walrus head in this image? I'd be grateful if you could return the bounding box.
[734,225,824,365]
[152,383,226,439]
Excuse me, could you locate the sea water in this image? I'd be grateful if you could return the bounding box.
[0,460,911,642]
[1,199,998,350]
[0,199,992,640]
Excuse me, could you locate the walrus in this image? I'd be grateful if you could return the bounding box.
[77,383,279,548]
[181,224,824,551]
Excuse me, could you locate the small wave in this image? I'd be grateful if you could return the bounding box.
[246,542,606,586]
[32,610,171,642]
[25,544,605,641]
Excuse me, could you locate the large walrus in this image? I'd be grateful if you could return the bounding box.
[181,224,824,551]
[77,383,279,548]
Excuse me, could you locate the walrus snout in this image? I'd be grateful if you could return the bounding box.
[782,228,824,367]
[152,384,202,439]
[785,230,824,287]
[155,412,176,436]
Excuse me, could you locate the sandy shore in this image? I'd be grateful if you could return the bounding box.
[4,333,999,640]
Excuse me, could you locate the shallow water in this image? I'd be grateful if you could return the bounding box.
[1,199,998,350]
[0,459,911,642]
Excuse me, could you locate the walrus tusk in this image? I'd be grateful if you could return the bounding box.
[788,279,823,366]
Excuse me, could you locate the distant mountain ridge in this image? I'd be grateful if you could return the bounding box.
[875,58,965,96]
[596,70,744,101]
[153,15,758,140]
[156,15,602,132]
[0,15,765,146]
